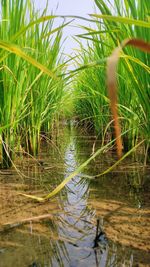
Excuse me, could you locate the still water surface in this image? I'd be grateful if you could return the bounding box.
[0,126,150,267]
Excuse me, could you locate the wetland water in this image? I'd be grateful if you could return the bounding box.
[0,126,150,267]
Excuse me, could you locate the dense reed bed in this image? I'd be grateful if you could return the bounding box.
[74,0,150,159]
[0,0,149,170]
[0,0,71,168]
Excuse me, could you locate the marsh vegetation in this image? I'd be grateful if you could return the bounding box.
[0,0,150,266]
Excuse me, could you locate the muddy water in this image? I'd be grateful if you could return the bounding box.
[0,126,150,267]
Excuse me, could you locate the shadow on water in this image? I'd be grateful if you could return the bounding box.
[0,125,150,266]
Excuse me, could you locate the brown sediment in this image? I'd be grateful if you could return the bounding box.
[89,198,150,252]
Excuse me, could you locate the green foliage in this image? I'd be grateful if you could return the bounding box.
[74,35,110,136]
[74,0,150,156]
[0,0,150,169]
[0,0,69,167]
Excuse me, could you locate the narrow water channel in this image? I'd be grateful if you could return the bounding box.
[0,126,150,267]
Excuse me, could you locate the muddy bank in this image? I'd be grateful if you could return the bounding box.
[0,126,150,266]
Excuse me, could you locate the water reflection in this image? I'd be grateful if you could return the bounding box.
[0,126,150,266]
[58,141,99,266]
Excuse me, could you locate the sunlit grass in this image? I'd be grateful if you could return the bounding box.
[0,0,70,167]
[0,0,150,171]
[74,0,150,160]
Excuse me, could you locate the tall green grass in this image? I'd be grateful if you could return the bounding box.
[0,0,69,167]
[74,0,150,158]
[74,31,111,137]
[0,0,149,170]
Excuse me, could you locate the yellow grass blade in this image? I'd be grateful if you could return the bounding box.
[0,40,57,79]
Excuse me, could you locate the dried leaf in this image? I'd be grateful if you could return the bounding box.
[107,38,150,158]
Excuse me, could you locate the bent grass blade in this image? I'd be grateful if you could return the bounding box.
[0,40,57,79]
[107,38,150,158]
[19,139,115,202]
[19,138,144,202]
[90,15,150,28]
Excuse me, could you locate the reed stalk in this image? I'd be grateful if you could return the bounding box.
[74,0,150,158]
[0,0,69,167]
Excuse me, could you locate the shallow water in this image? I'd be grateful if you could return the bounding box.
[0,126,150,267]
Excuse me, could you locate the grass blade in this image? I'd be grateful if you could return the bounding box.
[107,38,150,158]
[90,14,150,28]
